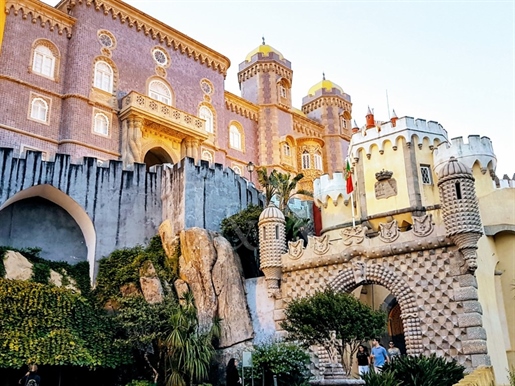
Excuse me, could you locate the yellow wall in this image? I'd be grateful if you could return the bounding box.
[0,0,6,53]
[362,139,411,219]
[472,162,496,198]
[414,136,440,206]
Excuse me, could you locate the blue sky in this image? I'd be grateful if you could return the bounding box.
[45,0,515,177]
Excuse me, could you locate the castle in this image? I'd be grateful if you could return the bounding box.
[0,0,513,384]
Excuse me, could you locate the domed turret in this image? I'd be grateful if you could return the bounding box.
[258,202,286,298]
[307,73,344,96]
[245,38,284,62]
[437,157,483,272]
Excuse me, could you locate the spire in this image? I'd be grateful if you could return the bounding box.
[366,106,375,129]
[391,109,398,127]
[352,119,360,134]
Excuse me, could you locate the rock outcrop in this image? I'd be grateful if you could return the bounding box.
[139,261,164,304]
[159,222,253,348]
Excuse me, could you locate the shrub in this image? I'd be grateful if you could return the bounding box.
[248,342,311,386]
[362,369,399,386]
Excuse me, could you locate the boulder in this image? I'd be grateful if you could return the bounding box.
[139,260,164,304]
[4,251,33,281]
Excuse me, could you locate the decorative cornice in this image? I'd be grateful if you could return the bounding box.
[6,0,76,37]
[302,95,352,114]
[61,0,230,76]
[224,91,259,122]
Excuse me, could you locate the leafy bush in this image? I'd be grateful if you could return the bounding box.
[375,353,465,386]
[248,341,311,386]
[126,380,155,386]
[362,369,399,386]
[509,365,515,386]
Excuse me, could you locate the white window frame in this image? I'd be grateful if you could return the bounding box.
[233,165,242,175]
[201,150,213,164]
[148,80,172,105]
[283,143,291,157]
[94,61,113,93]
[280,86,287,98]
[229,125,242,150]
[93,112,109,136]
[32,45,55,79]
[420,165,433,185]
[199,106,214,133]
[30,98,49,123]
[314,152,323,171]
[302,151,310,169]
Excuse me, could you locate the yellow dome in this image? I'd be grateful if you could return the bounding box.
[245,43,284,62]
[308,78,344,96]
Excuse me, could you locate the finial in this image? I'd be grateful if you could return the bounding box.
[392,109,397,118]
[367,106,373,115]
[262,36,265,45]
[323,72,326,80]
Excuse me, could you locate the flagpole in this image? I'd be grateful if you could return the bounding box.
[350,190,356,228]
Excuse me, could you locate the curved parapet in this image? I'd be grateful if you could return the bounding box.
[434,135,497,176]
[313,172,350,208]
[349,116,448,160]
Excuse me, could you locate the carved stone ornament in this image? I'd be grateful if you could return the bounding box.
[288,239,304,260]
[379,219,400,243]
[375,178,398,199]
[375,169,393,181]
[412,214,434,237]
[340,226,365,246]
[311,234,330,255]
[352,261,367,284]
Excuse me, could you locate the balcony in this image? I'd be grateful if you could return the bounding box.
[120,91,208,141]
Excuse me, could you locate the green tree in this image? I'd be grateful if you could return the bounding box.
[165,292,220,386]
[281,289,386,374]
[249,342,311,386]
[256,167,279,205]
[273,171,312,213]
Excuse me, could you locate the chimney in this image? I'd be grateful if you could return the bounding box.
[352,120,360,134]
[366,106,375,129]
[391,109,398,127]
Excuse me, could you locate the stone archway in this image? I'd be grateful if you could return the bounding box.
[328,262,423,355]
[144,146,173,170]
[0,185,96,282]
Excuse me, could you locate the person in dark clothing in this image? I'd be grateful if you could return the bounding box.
[19,363,41,386]
[356,344,370,377]
[226,357,241,386]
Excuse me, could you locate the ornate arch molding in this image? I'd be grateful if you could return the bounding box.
[328,262,423,355]
[30,38,61,81]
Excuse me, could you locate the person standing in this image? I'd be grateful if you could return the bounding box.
[356,344,370,377]
[370,338,389,373]
[388,341,401,360]
[226,357,242,386]
[18,364,40,386]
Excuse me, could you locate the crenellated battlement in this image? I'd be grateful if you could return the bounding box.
[495,174,515,189]
[313,172,350,208]
[349,116,448,159]
[433,135,497,175]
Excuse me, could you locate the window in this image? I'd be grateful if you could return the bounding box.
[32,45,55,78]
[341,117,347,129]
[94,61,113,92]
[455,182,462,199]
[94,112,109,136]
[302,151,310,169]
[201,150,213,163]
[153,48,168,66]
[229,125,242,150]
[233,166,242,175]
[149,80,172,105]
[30,98,48,122]
[199,106,214,133]
[314,152,323,171]
[280,86,287,98]
[420,165,432,185]
[283,143,291,157]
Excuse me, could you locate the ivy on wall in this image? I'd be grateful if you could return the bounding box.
[0,279,131,369]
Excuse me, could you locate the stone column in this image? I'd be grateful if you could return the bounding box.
[121,115,143,168]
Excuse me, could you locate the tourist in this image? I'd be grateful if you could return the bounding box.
[18,363,40,386]
[388,341,401,360]
[226,357,242,386]
[370,338,389,373]
[356,344,370,377]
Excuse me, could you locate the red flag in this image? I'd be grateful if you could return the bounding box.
[346,159,353,194]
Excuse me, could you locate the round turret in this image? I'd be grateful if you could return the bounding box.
[437,157,483,272]
[258,202,286,297]
[307,77,344,96]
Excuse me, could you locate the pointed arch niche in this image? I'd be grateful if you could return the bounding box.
[0,185,96,282]
[328,262,423,355]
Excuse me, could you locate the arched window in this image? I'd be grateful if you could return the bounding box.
[201,150,213,164]
[94,61,113,92]
[32,45,55,78]
[302,150,310,169]
[199,106,214,133]
[149,80,172,105]
[233,165,242,175]
[229,125,242,150]
[314,152,323,171]
[30,98,48,122]
[94,113,109,136]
